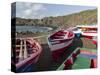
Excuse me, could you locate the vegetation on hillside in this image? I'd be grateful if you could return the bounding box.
[13,9,97,29]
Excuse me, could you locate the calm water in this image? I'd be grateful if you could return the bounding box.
[16,26,52,33]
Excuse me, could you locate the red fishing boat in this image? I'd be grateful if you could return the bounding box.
[48,30,75,61]
[11,38,42,72]
[77,25,97,38]
[77,25,97,45]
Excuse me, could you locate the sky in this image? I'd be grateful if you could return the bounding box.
[12,2,97,19]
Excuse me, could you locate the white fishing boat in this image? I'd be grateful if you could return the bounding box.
[67,27,82,38]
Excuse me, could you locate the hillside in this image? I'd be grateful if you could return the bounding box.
[13,9,97,28]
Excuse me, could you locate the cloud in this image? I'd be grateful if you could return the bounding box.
[24,9,32,15]
[14,2,96,19]
[54,13,61,17]
[32,4,46,12]
[16,2,46,19]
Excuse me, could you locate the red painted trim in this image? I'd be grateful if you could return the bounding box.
[83,32,97,33]
[14,38,42,69]
[90,59,97,68]
[82,35,93,39]
[92,40,97,45]
[50,30,74,40]
[51,43,72,61]
[16,54,39,69]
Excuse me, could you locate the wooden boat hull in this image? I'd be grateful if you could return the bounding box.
[48,30,75,61]
[11,38,42,72]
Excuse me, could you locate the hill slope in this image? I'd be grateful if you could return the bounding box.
[14,9,97,28]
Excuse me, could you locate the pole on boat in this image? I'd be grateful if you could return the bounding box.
[19,38,23,62]
[23,39,28,59]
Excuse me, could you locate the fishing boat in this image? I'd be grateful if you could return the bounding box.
[77,25,97,45]
[11,38,42,72]
[67,27,82,38]
[48,29,75,61]
[77,25,97,38]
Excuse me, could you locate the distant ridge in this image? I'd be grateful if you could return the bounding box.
[14,9,97,28]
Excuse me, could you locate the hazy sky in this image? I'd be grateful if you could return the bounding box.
[12,2,97,19]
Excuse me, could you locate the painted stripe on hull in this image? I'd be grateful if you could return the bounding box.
[82,32,97,37]
[49,38,73,45]
[49,39,73,51]
[83,32,97,33]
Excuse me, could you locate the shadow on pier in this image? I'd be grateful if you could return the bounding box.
[35,37,83,71]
